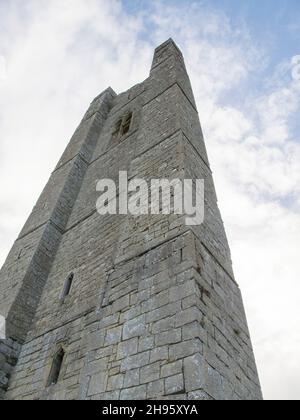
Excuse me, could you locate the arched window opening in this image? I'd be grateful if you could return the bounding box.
[47,348,65,387]
[61,273,74,301]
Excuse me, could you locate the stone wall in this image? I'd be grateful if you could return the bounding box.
[0,339,21,399]
[0,89,116,399]
[1,39,262,400]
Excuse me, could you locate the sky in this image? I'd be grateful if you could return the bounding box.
[0,0,300,400]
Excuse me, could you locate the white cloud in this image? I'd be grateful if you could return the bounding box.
[291,55,300,81]
[0,0,153,264]
[207,107,253,143]
[0,0,300,400]
[0,55,6,81]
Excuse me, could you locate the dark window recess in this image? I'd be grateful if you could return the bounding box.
[47,348,65,387]
[112,112,133,140]
[112,119,122,140]
[61,273,74,300]
[121,112,132,136]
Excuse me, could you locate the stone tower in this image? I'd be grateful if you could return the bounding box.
[0,40,262,400]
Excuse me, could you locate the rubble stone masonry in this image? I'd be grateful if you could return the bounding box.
[0,39,262,400]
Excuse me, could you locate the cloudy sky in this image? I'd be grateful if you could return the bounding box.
[0,0,300,400]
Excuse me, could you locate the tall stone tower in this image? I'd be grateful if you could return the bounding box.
[0,40,262,400]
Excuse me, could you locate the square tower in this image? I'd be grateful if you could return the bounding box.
[0,39,262,400]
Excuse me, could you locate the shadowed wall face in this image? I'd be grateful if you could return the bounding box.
[0,40,262,400]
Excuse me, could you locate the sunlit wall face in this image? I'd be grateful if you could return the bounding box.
[0,0,300,400]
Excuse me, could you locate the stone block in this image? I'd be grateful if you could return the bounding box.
[105,326,123,345]
[121,351,150,371]
[120,385,147,400]
[140,362,160,384]
[165,374,184,395]
[107,374,124,391]
[87,372,108,396]
[117,338,138,360]
[123,315,147,340]
[161,360,182,379]
[124,368,140,388]
[147,379,164,399]
[150,346,169,363]
[155,329,181,346]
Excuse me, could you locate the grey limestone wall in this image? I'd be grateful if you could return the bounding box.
[0,339,21,399]
[0,88,115,399]
[1,39,262,400]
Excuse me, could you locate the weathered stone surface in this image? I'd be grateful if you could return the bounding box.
[138,336,154,352]
[123,315,147,340]
[184,353,206,392]
[120,385,147,400]
[140,362,160,384]
[147,379,164,399]
[121,351,150,371]
[165,374,184,395]
[117,338,138,360]
[107,374,124,391]
[105,326,122,346]
[150,346,169,363]
[161,360,182,379]
[87,372,108,396]
[0,39,262,401]
[124,368,140,388]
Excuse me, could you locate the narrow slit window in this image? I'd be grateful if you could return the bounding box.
[61,273,74,300]
[47,348,65,387]
[121,112,132,136]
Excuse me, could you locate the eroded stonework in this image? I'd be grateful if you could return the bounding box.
[0,39,262,400]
